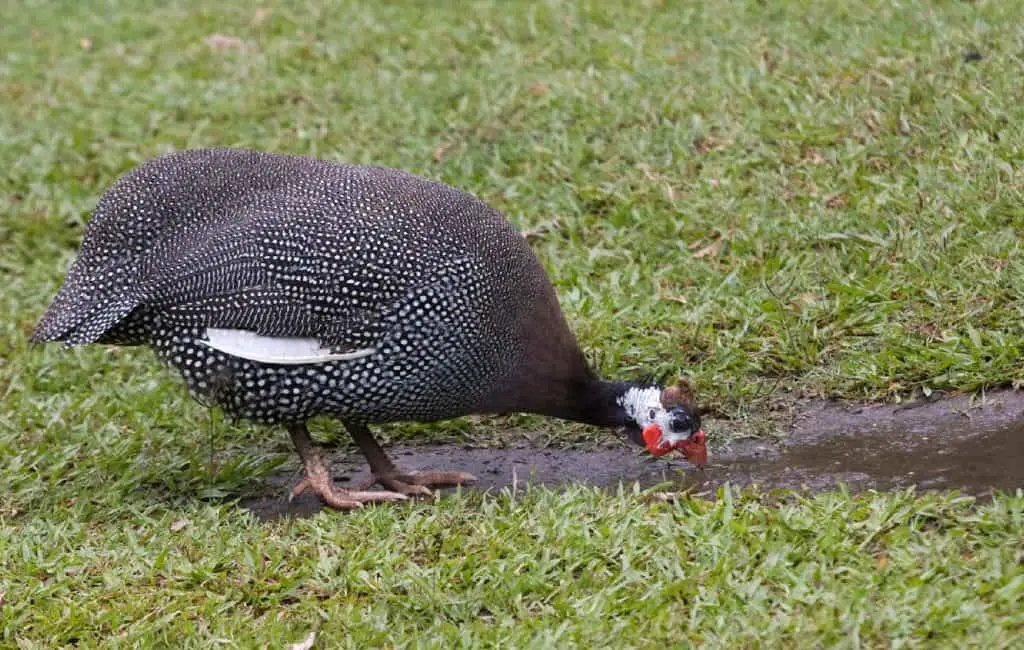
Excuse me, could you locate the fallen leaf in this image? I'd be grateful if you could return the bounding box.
[528,81,550,96]
[898,113,910,136]
[288,631,317,650]
[170,518,189,532]
[432,144,451,163]
[693,136,717,154]
[79,38,92,50]
[663,183,676,202]
[636,163,659,182]
[692,239,722,259]
[521,218,562,242]
[911,322,940,342]
[646,492,678,503]
[825,194,848,209]
[864,112,880,134]
[803,149,825,165]
[252,8,273,25]
[795,293,819,307]
[0,591,5,608]
[876,554,889,570]
[204,33,249,52]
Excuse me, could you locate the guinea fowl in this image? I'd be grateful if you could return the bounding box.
[33,148,708,510]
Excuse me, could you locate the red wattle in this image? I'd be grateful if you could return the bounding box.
[677,429,708,467]
[642,424,671,456]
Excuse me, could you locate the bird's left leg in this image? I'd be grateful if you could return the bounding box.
[287,423,408,509]
[344,422,476,497]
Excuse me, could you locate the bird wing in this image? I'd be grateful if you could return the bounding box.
[134,205,402,357]
[155,281,386,340]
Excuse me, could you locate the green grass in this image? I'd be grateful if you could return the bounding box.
[2,0,1023,646]
[3,488,1023,648]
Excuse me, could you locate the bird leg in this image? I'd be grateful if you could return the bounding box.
[287,423,408,510]
[345,422,477,498]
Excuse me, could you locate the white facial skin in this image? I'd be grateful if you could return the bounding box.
[618,386,691,444]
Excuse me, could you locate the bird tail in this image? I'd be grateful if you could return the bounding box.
[32,264,140,345]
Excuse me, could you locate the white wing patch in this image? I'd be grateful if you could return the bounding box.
[198,328,376,365]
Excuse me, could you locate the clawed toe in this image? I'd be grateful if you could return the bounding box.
[358,470,476,496]
[286,425,413,511]
[406,470,478,487]
[289,475,409,510]
[289,422,476,511]
[289,478,312,502]
[378,477,435,498]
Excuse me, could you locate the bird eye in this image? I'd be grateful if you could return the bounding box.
[648,408,657,420]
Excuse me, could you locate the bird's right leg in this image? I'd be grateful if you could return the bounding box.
[287,423,408,510]
[345,422,476,497]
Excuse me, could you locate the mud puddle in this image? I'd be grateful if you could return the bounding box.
[242,390,1024,519]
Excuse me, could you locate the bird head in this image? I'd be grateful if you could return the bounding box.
[622,379,708,467]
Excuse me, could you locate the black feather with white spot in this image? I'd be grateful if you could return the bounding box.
[34,149,563,425]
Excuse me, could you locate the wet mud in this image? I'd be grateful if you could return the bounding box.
[242,390,1024,519]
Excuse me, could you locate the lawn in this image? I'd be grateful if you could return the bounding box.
[2,0,1023,646]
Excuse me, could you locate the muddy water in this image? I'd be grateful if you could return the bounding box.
[242,391,1024,519]
[688,419,1024,495]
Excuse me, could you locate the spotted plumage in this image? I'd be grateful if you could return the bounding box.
[34,148,708,509]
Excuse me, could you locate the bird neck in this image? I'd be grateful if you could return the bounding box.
[559,378,647,428]
[481,347,642,429]
[518,374,647,429]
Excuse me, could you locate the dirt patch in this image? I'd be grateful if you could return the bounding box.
[241,389,1024,519]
